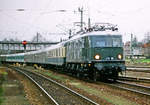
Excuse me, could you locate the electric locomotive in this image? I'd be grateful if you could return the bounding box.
[64,23,126,81]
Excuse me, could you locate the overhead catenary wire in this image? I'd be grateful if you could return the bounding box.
[0,11,66,38]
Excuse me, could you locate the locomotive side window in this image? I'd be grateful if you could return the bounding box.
[81,38,85,48]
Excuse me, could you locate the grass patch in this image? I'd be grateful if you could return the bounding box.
[73,84,138,105]
[37,71,68,81]
[0,68,8,105]
[0,71,8,75]
[137,59,150,63]
[0,75,6,104]
[126,59,150,63]
[0,86,4,104]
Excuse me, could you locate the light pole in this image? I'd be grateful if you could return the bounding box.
[78,7,84,31]
[130,33,133,61]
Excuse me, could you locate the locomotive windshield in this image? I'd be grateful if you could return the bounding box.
[89,35,122,47]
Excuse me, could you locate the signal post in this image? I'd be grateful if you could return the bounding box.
[22,40,27,66]
[22,40,27,53]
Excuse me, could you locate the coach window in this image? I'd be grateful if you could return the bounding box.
[57,49,58,57]
[55,50,57,57]
[52,50,53,56]
[59,48,60,57]
[54,50,56,57]
[62,48,64,56]
[53,50,54,57]
[53,50,55,57]
[59,48,61,57]
[63,47,65,57]
[61,48,63,57]
[60,48,62,57]
[56,49,57,57]
[50,51,52,57]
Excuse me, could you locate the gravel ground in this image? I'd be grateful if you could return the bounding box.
[0,67,53,105]
[0,67,31,105]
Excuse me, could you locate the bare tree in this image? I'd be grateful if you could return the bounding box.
[142,32,150,58]
[31,32,46,42]
[143,32,150,43]
[132,36,138,47]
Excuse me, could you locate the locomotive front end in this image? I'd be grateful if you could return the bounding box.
[87,34,126,80]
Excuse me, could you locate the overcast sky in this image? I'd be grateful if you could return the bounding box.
[0,0,150,42]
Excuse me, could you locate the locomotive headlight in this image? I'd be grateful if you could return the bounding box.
[94,54,100,60]
[117,54,122,60]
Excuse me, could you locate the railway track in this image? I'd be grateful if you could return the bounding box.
[8,66,99,105]
[119,76,150,83]
[127,66,150,68]
[127,67,150,73]
[106,80,150,97]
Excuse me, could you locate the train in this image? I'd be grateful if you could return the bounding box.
[0,23,126,81]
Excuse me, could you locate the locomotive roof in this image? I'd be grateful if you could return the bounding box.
[66,31,122,42]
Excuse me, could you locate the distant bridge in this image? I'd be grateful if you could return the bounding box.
[0,41,59,54]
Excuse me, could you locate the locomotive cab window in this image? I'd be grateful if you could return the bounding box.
[94,39,106,47]
[89,35,122,48]
[113,38,122,47]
